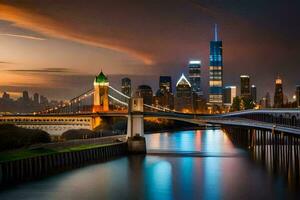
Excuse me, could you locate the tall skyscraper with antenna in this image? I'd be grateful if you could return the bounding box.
[208,24,223,108]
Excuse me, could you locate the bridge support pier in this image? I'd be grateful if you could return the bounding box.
[127,98,146,154]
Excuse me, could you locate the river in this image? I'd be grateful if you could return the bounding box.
[0,129,299,199]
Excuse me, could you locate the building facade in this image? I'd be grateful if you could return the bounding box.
[297,85,300,108]
[240,75,250,98]
[93,71,109,112]
[209,24,223,107]
[22,91,29,102]
[33,93,39,104]
[251,85,257,103]
[223,86,237,106]
[121,77,131,97]
[159,76,172,93]
[136,85,153,106]
[154,89,174,110]
[274,76,283,108]
[260,92,271,109]
[175,74,192,113]
[188,60,202,96]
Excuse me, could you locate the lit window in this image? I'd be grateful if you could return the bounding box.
[209,81,222,87]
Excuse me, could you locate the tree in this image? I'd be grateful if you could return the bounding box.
[231,96,241,112]
[241,97,255,110]
[0,124,51,151]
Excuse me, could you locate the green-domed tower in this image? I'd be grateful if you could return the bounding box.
[93,70,109,112]
[95,71,109,85]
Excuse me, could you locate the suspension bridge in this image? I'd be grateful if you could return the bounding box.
[0,71,299,139]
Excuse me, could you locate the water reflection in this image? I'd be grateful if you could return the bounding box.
[0,129,299,199]
[145,158,173,200]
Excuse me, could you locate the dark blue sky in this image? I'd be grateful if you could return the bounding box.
[0,0,299,101]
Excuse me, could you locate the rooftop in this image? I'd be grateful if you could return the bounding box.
[176,73,191,87]
[95,71,108,83]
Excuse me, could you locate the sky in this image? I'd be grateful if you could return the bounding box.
[0,0,299,101]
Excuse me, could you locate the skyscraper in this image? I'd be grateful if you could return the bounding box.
[159,76,172,93]
[240,75,250,98]
[156,76,174,109]
[274,76,283,108]
[266,92,271,108]
[121,77,131,97]
[260,92,271,108]
[175,74,192,113]
[223,86,237,106]
[188,60,202,96]
[296,85,300,108]
[40,95,48,105]
[209,24,223,106]
[136,85,153,105]
[33,93,39,104]
[251,85,257,103]
[22,91,29,102]
[93,71,109,112]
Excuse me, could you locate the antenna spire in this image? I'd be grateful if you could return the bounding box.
[214,24,218,41]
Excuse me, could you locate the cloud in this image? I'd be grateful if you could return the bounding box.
[6,67,74,74]
[0,33,45,40]
[0,61,12,64]
[0,2,155,65]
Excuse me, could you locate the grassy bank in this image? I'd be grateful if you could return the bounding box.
[0,142,122,163]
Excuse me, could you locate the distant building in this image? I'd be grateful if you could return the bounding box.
[93,71,109,112]
[40,95,48,105]
[188,60,202,96]
[296,85,300,108]
[136,85,153,105]
[208,24,223,106]
[22,91,29,102]
[159,76,172,94]
[260,92,271,108]
[192,94,206,113]
[266,92,271,108]
[155,76,174,109]
[175,74,192,112]
[154,89,174,110]
[251,85,257,103]
[33,93,39,104]
[240,75,250,98]
[2,92,10,100]
[274,76,283,108]
[121,77,131,97]
[223,86,237,106]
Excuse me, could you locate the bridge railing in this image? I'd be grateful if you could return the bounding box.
[216,110,300,130]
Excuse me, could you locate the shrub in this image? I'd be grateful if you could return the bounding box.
[0,124,51,151]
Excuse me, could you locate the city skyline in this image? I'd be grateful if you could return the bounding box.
[0,2,300,198]
[0,0,300,101]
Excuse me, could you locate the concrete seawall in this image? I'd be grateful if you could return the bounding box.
[0,142,127,186]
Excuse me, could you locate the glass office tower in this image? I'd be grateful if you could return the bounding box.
[188,60,202,96]
[209,24,223,106]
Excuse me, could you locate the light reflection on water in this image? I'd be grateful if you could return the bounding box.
[0,129,299,200]
[146,129,239,155]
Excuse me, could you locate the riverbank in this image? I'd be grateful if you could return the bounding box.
[0,135,126,163]
[0,141,127,187]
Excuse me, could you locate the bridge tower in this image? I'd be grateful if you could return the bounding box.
[93,71,109,112]
[127,97,146,154]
